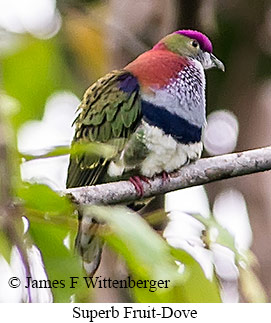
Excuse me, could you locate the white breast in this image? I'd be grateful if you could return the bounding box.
[140,121,203,177]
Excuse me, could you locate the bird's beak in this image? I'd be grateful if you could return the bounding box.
[200,52,225,71]
[210,53,225,72]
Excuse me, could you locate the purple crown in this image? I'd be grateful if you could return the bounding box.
[175,30,213,53]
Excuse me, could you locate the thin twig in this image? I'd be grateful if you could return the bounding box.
[64,145,271,205]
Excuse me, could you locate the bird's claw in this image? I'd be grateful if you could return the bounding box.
[129,175,150,196]
[162,171,170,184]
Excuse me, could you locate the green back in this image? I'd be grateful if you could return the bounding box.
[66,70,142,188]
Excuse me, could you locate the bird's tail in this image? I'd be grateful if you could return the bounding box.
[75,210,103,277]
[75,197,162,277]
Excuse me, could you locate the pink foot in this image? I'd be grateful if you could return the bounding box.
[129,176,150,196]
[162,171,170,184]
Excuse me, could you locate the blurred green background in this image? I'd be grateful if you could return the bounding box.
[0,0,271,303]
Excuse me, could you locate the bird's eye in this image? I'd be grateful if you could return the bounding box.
[191,40,199,48]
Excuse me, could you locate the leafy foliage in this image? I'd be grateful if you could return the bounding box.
[192,213,267,303]
[87,206,221,302]
[0,230,12,264]
[1,35,74,131]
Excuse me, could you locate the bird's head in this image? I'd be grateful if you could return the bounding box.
[154,29,225,71]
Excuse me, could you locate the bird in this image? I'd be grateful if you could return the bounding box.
[66,29,225,276]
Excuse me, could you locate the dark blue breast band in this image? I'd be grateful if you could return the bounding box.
[141,100,202,144]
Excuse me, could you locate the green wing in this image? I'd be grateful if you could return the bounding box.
[66,70,142,188]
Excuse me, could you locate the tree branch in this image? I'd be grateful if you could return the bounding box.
[64,146,271,205]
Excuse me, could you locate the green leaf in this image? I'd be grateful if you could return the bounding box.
[239,265,267,303]
[91,205,221,302]
[0,230,12,263]
[172,249,221,303]
[89,205,191,302]
[19,182,91,302]
[20,142,116,162]
[93,206,180,278]
[19,181,92,302]
[28,215,89,302]
[20,146,72,161]
[17,183,73,215]
[1,35,75,130]
[191,213,267,302]
[193,213,238,256]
